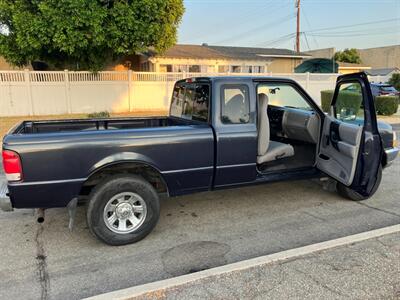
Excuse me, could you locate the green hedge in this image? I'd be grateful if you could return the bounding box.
[375,96,399,116]
[87,111,110,118]
[321,91,399,116]
[320,90,362,115]
[321,90,334,113]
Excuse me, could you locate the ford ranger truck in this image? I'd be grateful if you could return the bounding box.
[1,72,398,245]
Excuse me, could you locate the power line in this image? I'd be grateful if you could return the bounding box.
[215,12,296,45]
[301,5,319,48]
[255,32,297,47]
[254,17,399,48]
[305,26,398,36]
[180,1,291,44]
[302,32,311,51]
[307,18,399,33]
[308,30,399,38]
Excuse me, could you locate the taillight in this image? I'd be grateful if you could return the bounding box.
[2,150,23,181]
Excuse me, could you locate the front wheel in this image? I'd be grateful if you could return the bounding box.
[336,165,382,201]
[86,175,160,246]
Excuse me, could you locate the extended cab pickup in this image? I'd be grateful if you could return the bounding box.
[1,73,398,245]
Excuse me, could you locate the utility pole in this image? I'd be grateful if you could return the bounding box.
[296,0,300,52]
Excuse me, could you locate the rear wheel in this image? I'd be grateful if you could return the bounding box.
[336,165,382,201]
[86,175,160,246]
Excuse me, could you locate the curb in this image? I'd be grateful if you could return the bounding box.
[85,224,400,300]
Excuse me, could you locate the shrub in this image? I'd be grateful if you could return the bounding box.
[87,111,110,119]
[375,96,399,116]
[320,90,362,115]
[388,73,400,91]
[321,90,334,112]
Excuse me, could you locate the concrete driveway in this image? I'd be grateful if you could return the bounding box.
[1,126,399,300]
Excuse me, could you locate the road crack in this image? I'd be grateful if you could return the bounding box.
[355,202,400,218]
[292,267,347,297]
[34,224,50,300]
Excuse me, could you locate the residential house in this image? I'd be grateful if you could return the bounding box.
[135,44,310,74]
[337,62,371,74]
[358,45,400,69]
[0,57,26,70]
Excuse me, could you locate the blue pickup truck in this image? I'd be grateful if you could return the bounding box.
[1,72,398,245]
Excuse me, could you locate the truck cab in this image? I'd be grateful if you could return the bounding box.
[171,73,394,197]
[1,72,398,245]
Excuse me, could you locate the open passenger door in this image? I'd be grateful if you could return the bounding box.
[317,72,383,197]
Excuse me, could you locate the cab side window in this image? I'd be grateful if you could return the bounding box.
[221,85,250,124]
[170,82,210,122]
[192,84,210,122]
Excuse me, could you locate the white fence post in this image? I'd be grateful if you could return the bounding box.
[306,72,310,90]
[64,70,72,113]
[0,71,342,117]
[128,70,133,112]
[24,69,34,115]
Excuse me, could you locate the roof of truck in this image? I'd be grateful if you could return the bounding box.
[178,76,298,83]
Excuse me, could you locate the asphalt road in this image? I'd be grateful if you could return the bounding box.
[1,125,399,300]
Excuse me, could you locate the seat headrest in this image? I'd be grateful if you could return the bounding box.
[258,93,269,105]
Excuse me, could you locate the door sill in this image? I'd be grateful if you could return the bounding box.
[256,166,322,182]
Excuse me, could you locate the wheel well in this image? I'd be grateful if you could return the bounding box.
[79,162,168,197]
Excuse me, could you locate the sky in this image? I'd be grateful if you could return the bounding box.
[178,0,400,51]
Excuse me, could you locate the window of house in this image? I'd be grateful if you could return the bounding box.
[253,66,265,73]
[231,66,241,73]
[206,65,216,73]
[173,65,188,72]
[218,65,229,73]
[188,65,201,72]
[141,62,150,71]
[221,85,250,124]
[160,64,172,72]
[242,66,252,73]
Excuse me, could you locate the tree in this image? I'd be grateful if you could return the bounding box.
[333,48,362,64]
[0,0,184,70]
[388,73,400,91]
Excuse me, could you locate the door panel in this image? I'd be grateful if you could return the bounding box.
[317,116,363,185]
[213,81,258,186]
[316,72,383,197]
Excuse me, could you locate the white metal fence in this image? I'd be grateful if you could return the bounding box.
[0,70,383,117]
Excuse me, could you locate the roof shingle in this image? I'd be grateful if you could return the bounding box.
[148,44,310,60]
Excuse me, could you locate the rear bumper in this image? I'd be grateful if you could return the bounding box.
[385,147,399,166]
[0,180,13,212]
[7,179,84,209]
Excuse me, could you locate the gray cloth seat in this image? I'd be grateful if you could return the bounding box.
[257,93,294,164]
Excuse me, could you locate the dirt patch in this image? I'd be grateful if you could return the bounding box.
[162,241,231,276]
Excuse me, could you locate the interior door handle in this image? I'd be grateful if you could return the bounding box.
[330,131,340,152]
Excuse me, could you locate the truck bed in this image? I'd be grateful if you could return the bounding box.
[10,116,185,134]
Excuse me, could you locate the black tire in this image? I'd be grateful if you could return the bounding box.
[336,165,382,201]
[86,175,160,246]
